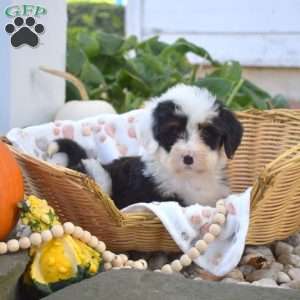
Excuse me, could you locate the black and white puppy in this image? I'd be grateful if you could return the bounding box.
[48,84,243,209]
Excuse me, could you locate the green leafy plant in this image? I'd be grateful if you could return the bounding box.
[66,30,289,112]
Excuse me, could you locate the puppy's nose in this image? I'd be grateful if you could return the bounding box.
[183,155,194,165]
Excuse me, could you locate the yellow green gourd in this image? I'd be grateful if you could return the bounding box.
[19,196,103,298]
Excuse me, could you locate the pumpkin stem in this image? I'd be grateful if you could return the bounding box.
[39,66,89,101]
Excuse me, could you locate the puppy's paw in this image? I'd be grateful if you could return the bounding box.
[82,159,112,195]
[47,141,59,158]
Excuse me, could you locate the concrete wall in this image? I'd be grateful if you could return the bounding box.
[0,0,67,135]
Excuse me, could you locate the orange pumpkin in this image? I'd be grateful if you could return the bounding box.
[0,141,24,240]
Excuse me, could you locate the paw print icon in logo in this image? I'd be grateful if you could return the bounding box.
[5,17,45,48]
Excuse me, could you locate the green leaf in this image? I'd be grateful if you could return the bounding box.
[160,38,217,65]
[80,61,105,85]
[77,32,100,58]
[210,61,242,83]
[195,77,233,100]
[119,35,138,53]
[117,69,150,96]
[96,31,124,56]
[270,94,289,108]
[137,36,168,56]
[240,84,269,110]
[67,47,87,76]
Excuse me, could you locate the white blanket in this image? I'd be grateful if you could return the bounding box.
[7,111,251,276]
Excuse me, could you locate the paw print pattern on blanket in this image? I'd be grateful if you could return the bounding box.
[7,109,142,166]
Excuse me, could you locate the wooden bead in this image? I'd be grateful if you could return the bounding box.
[180,254,192,267]
[139,259,148,269]
[19,237,31,249]
[96,241,106,253]
[81,230,92,244]
[195,240,208,253]
[112,255,123,267]
[187,247,200,259]
[119,254,128,264]
[104,262,112,270]
[216,206,226,215]
[88,236,98,248]
[132,261,144,270]
[213,213,226,225]
[127,260,134,267]
[209,224,221,236]
[30,233,42,246]
[7,239,20,252]
[170,259,183,272]
[63,222,75,234]
[123,265,132,269]
[72,226,84,239]
[51,225,64,238]
[103,251,114,262]
[0,242,8,254]
[203,233,215,244]
[41,230,53,242]
[161,264,173,274]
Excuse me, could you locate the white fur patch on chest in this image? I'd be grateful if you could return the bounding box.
[144,159,229,207]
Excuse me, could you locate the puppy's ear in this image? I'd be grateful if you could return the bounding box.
[136,109,159,155]
[215,106,243,159]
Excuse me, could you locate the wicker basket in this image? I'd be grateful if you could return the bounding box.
[4,109,300,253]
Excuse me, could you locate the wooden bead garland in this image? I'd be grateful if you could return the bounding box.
[0,199,227,275]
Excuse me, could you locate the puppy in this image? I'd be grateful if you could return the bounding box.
[48,84,243,209]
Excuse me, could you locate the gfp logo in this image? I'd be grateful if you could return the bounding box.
[4,5,47,48]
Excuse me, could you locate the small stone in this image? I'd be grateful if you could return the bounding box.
[270,262,284,272]
[280,283,291,289]
[275,242,294,257]
[246,268,277,282]
[239,265,256,276]
[293,245,300,256]
[226,268,244,281]
[288,268,300,280]
[288,280,300,289]
[148,253,169,270]
[283,264,293,274]
[221,278,239,284]
[252,278,278,288]
[244,246,274,264]
[278,253,300,267]
[277,271,291,284]
[286,233,300,247]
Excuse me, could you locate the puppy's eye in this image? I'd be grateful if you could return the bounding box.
[200,125,222,150]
